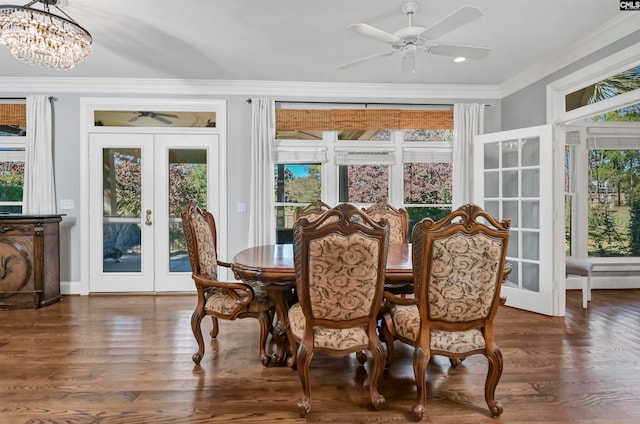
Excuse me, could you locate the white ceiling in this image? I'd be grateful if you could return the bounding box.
[0,0,634,92]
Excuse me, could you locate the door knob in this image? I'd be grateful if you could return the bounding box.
[145,209,153,226]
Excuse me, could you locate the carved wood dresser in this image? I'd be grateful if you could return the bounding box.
[0,214,63,309]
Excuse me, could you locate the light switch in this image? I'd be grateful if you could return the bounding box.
[59,199,74,210]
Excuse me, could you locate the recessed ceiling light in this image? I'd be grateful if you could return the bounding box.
[454,57,466,63]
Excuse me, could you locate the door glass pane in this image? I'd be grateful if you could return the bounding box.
[502,170,518,197]
[522,231,540,260]
[168,149,207,272]
[507,230,519,258]
[102,148,142,273]
[484,200,499,219]
[484,142,499,169]
[522,200,539,228]
[522,169,540,197]
[502,140,519,167]
[522,137,539,166]
[522,262,540,292]
[503,200,519,227]
[485,171,499,197]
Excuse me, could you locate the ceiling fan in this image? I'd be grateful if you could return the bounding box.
[337,1,490,77]
[129,111,179,125]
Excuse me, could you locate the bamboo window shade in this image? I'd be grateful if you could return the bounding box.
[0,104,26,126]
[276,109,453,130]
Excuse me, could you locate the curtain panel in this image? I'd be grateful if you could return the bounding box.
[248,98,276,247]
[452,103,485,207]
[23,95,56,214]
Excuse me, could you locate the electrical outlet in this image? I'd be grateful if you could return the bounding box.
[237,203,246,212]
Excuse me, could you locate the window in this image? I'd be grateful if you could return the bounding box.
[274,163,322,243]
[0,101,26,213]
[566,103,640,258]
[274,106,454,242]
[94,110,217,128]
[565,65,640,112]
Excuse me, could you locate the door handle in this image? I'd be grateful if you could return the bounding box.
[145,209,153,226]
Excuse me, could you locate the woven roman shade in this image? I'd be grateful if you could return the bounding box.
[0,104,26,126]
[276,109,453,130]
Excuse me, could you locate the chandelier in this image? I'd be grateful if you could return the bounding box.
[0,0,92,70]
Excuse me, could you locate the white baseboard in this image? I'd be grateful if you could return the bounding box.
[61,280,82,295]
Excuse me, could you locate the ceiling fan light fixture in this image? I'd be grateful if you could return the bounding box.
[454,56,466,63]
[0,0,92,70]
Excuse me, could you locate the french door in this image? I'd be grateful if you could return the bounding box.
[473,125,555,315]
[89,132,219,292]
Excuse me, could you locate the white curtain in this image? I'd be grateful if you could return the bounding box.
[452,103,485,208]
[23,95,56,214]
[248,98,276,247]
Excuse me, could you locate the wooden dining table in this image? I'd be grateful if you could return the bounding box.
[231,243,413,366]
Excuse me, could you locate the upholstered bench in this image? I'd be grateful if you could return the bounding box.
[566,259,593,309]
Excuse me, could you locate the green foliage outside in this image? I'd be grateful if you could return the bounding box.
[583,66,640,257]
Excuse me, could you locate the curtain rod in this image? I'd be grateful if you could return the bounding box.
[246,99,489,107]
[0,96,57,101]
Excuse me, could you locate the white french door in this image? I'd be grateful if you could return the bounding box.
[473,125,555,315]
[89,132,219,292]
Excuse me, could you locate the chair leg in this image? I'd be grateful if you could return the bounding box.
[257,313,272,367]
[582,276,588,309]
[381,313,396,368]
[369,341,386,411]
[210,316,219,338]
[296,343,313,417]
[484,346,504,418]
[191,309,205,364]
[412,346,429,420]
[356,351,367,365]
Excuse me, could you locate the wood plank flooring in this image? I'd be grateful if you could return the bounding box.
[1,290,640,423]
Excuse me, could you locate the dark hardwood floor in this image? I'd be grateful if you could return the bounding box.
[1,290,640,423]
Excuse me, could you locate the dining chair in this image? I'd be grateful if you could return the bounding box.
[288,203,390,416]
[293,201,331,221]
[382,203,510,420]
[362,200,409,245]
[181,200,275,366]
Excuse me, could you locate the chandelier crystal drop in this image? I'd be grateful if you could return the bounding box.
[0,0,92,70]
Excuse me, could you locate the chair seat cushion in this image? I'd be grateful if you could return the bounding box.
[288,303,369,350]
[390,304,486,354]
[205,285,273,315]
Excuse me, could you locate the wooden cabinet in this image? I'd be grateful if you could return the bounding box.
[0,214,63,309]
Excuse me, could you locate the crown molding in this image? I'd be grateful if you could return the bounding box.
[500,13,640,98]
[0,77,501,100]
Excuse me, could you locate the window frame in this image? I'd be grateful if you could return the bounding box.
[273,126,454,241]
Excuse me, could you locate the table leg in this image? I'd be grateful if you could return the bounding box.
[267,289,293,366]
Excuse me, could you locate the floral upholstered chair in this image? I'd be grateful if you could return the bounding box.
[288,203,390,417]
[293,201,331,222]
[362,200,411,299]
[181,200,274,366]
[382,203,510,420]
[362,200,409,245]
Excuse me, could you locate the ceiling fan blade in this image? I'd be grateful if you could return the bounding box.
[428,44,490,60]
[155,116,173,125]
[348,23,401,44]
[420,5,483,40]
[156,113,178,118]
[336,50,396,70]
